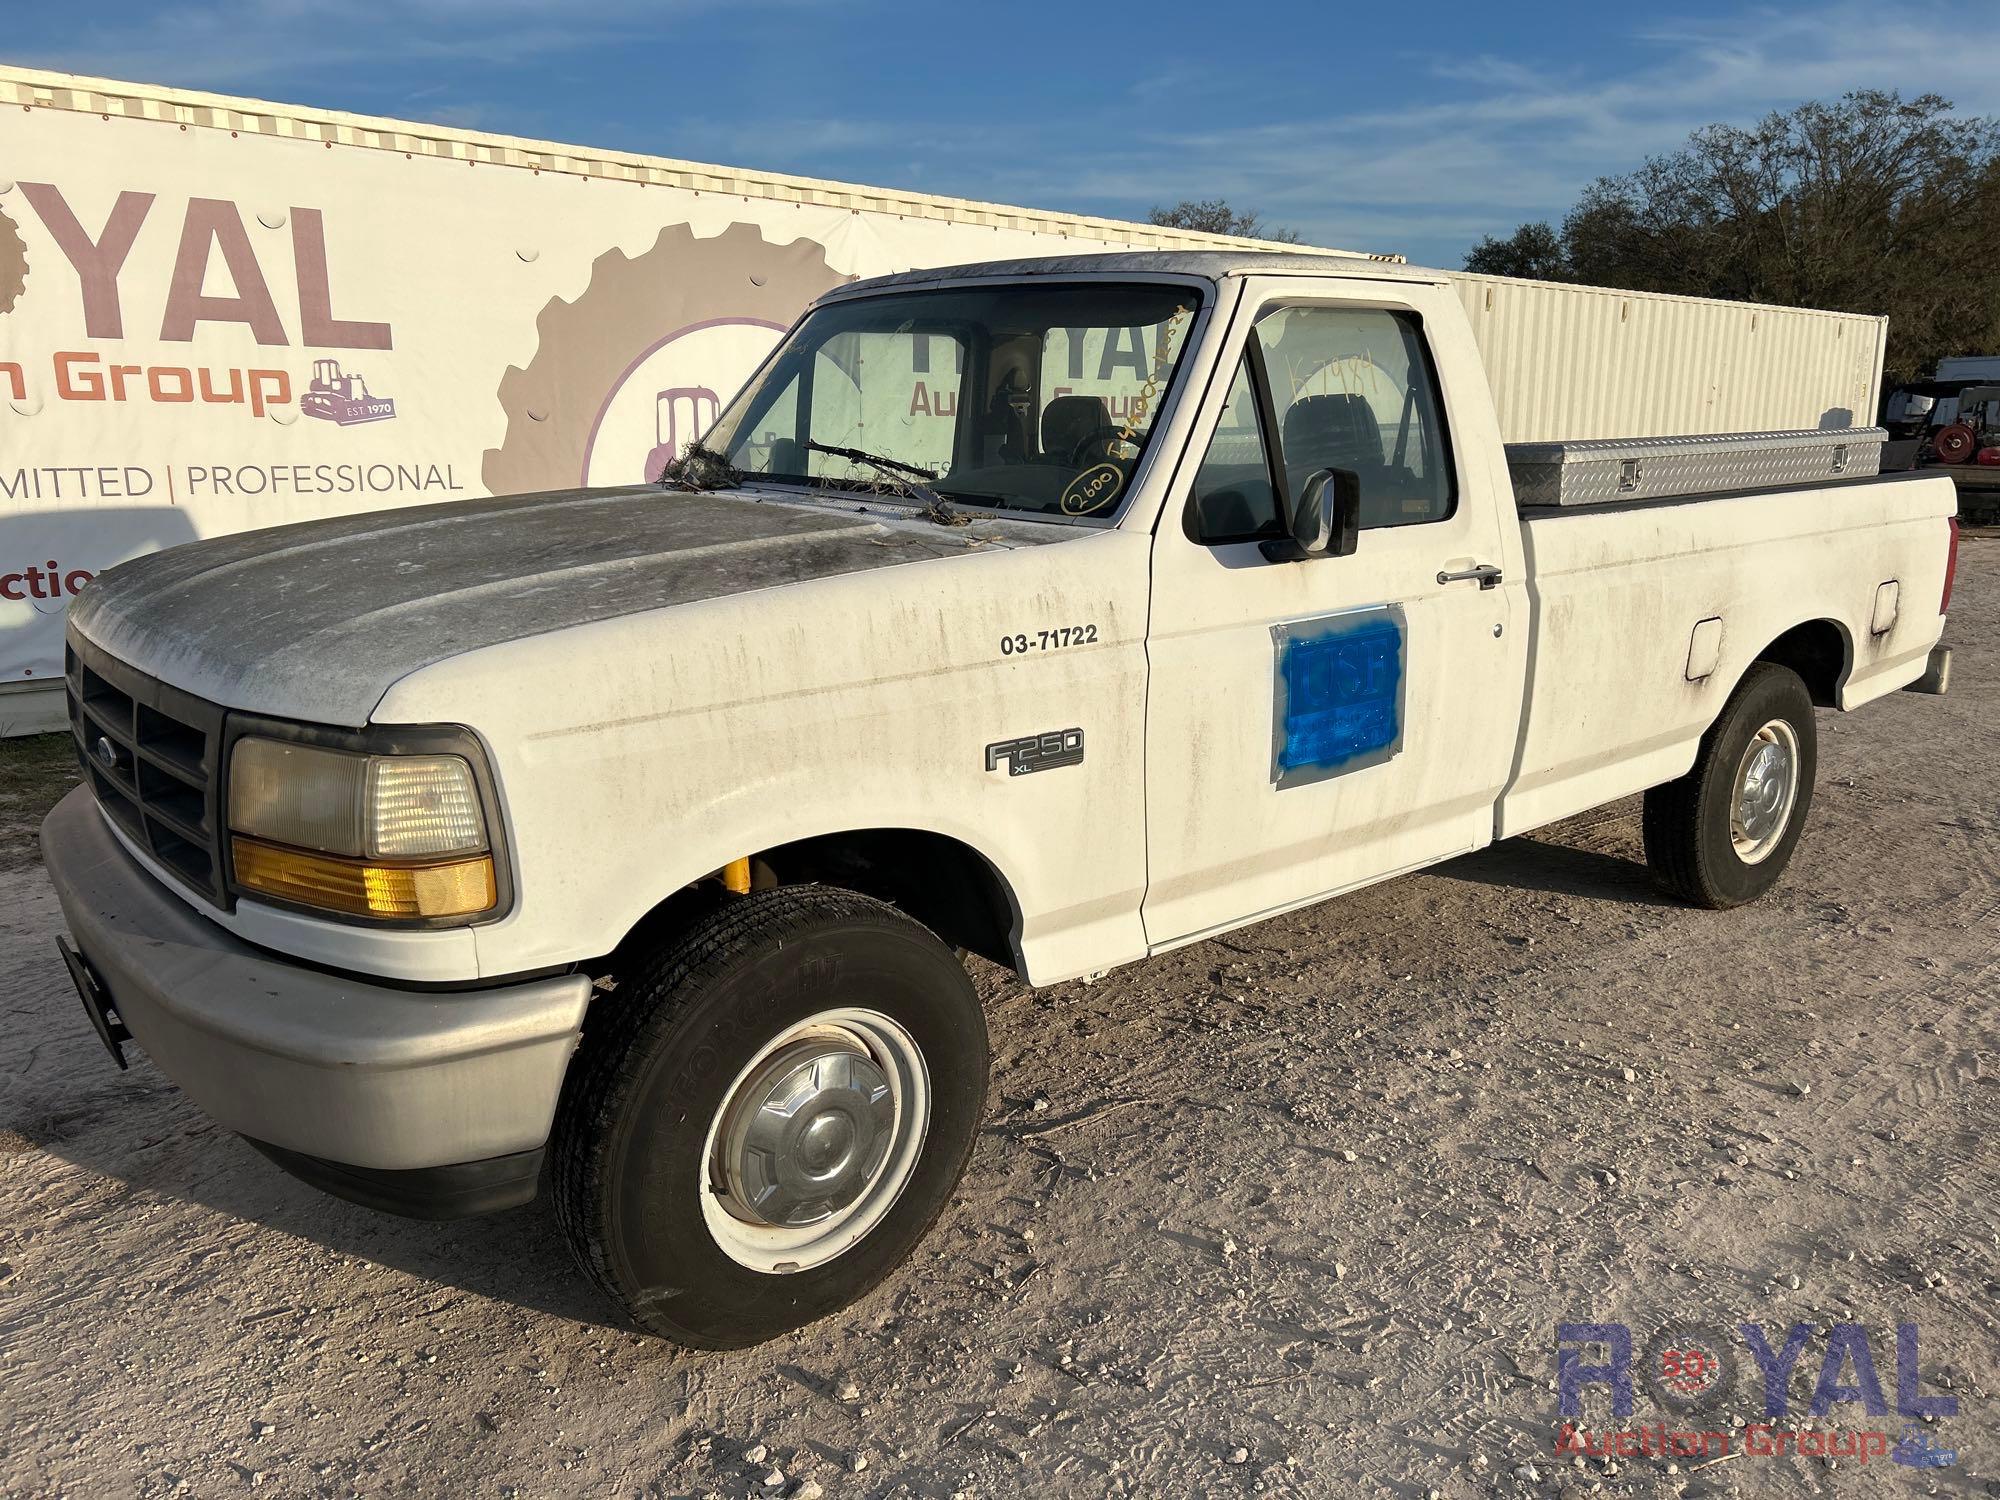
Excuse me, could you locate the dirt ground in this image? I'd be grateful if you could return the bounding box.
[1,542,1993,1500]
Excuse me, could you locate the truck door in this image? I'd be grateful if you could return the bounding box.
[1141,281,1526,949]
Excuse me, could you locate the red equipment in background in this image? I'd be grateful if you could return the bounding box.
[1934,423,1979,465]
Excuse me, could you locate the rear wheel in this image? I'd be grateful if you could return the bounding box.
[552,887,989,1348]
[1643,663,1818,908]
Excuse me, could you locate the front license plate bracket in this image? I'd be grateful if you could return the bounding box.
[58,935,130,1070]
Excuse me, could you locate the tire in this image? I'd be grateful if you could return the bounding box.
[552,887,988,1348]
[1643,662,1817,909]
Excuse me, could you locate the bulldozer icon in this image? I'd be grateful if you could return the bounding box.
[301,358,396,425]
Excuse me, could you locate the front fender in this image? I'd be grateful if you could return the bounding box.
[375,532,1157,987]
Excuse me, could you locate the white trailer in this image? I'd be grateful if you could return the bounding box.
[0,66,1885,732]
[1933,355,2000,381]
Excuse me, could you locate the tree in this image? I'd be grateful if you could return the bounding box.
[1463,221,1573,281]
[1149,199,1303,244]
[1465,92,2000,379]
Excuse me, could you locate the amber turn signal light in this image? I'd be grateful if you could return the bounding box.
[231,836,497,920]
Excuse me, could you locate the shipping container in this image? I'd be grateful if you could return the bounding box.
[1448,272,1885,443]
[0,66,1888,732]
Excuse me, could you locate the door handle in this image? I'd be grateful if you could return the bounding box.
[1437,562,1503,589]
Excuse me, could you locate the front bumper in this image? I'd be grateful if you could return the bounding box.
[40,786,591,1210]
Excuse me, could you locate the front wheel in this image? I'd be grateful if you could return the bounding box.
[1643,662,1818,908]
[552,888,989,1348]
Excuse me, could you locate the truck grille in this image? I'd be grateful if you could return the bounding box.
[64,635,229,906]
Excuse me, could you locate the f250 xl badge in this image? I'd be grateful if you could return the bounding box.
[985,728,1085,777]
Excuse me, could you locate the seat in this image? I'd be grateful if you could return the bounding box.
[1282,394,1420,526]
[1041,395,1112,464]
[1281,394,1384,476]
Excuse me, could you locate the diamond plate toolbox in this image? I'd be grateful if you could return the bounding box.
[1505,427,1886,508]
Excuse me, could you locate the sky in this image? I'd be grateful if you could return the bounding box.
[9,0,2000,268]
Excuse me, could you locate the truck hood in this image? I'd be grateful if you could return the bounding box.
[69,485,1075,727]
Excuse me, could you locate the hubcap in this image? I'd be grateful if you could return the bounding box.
[1731,718,1800,864]
[700,1009,930,1274]
[717,1040,894,1227]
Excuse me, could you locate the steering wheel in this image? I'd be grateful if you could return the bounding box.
[1067,431,1129,468]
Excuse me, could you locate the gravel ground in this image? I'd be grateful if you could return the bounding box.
[1,540,1993,1500]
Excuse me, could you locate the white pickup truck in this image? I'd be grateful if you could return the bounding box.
[42,251,1958,1348]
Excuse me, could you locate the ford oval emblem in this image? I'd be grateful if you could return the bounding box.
[93,735,118,771]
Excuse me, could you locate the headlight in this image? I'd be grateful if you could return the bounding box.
[227,737,497,920]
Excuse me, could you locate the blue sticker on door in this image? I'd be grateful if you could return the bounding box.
[1271,606,1406,788]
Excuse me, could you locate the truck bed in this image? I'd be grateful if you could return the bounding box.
[1498,470,1957,838]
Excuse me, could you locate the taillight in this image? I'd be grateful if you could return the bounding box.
[1941,518,1959,615]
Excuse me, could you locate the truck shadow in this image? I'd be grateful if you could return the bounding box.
[1433,834,1676,906]
[212,1144,626,1330]
[97,1121,621,1330]
[5,995,625,1331]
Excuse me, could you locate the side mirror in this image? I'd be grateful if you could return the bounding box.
[1260,468,1360,562]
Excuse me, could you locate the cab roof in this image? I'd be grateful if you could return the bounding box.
[832,250,1446,300]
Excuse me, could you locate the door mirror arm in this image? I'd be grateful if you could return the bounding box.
[1259,468,1361,563]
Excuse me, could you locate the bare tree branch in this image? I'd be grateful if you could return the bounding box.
[1148,199,1304,245]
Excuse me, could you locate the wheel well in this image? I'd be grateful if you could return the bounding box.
[601,829,1021,978]
[760,829,1019,969]
[1754,619,1847,708]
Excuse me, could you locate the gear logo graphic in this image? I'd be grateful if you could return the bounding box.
[0,203,28,315]
[484,222,846,494]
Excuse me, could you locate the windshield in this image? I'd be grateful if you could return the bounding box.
[698,281,1203,521]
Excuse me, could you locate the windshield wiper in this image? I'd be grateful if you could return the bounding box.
[657,442,743,492]
[804,441,966,526]
[804,441,939,484]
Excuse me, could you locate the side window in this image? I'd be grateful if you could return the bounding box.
[1186,355,1283,545]
[1252,306,1454,528]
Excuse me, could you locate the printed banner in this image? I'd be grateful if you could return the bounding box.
[0,105,1157,699]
